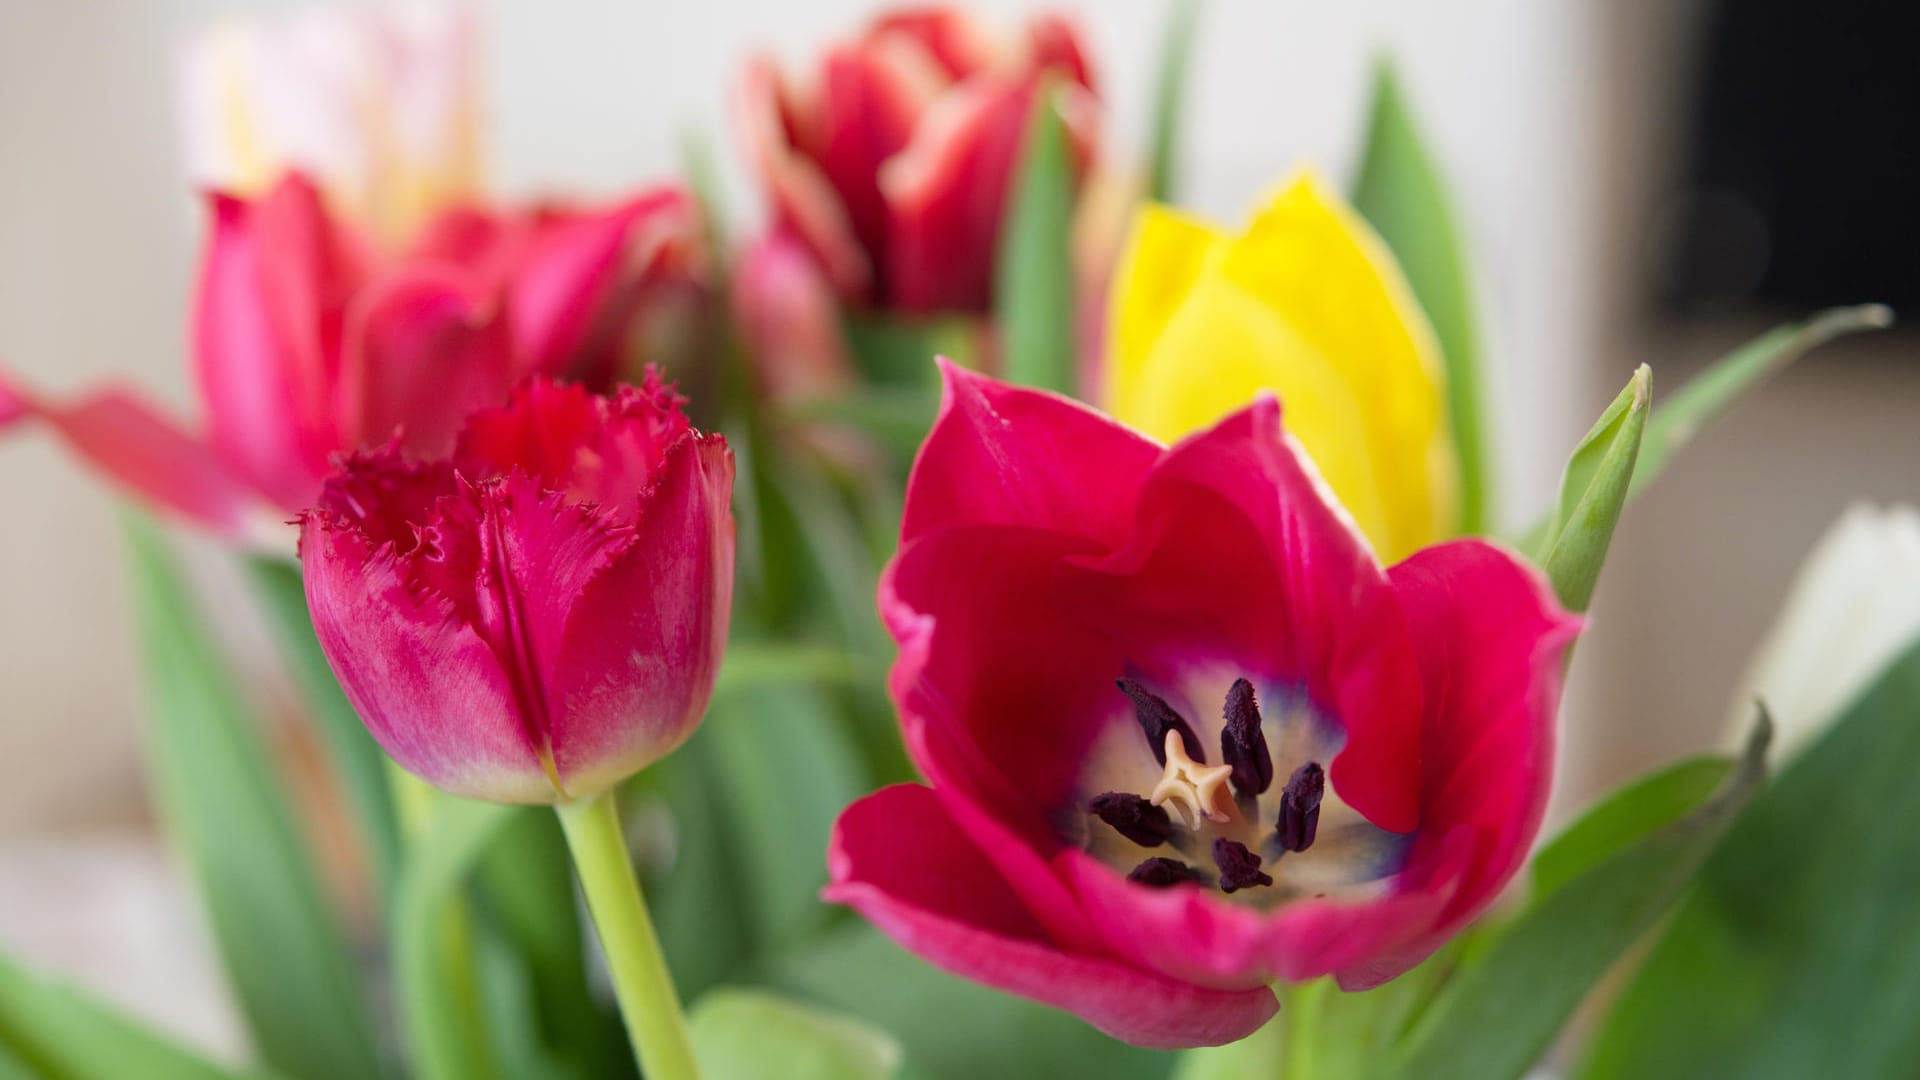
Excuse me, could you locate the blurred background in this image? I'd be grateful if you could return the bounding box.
[1,0,1915,1059]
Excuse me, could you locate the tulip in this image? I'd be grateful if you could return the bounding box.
[0,173,699,544]
[178,3,481,243]
[1103,172,1456,563]
[1726,502,1920,762]
[297,374,733,803]
[827,364,1577,1048]
[735,6,1099,315]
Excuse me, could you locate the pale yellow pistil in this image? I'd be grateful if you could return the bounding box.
[1148,730,1238,829]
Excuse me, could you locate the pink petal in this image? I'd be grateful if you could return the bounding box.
[867,10,995,79]
[826,783,1279,1049]
[195,174,368,510]
[0,374,260,538]
[300,506,556,802]
[902,360,1159,548]
[734,56,873,300]
[730,229,854,401]
[338,267,517,459]
[454,377,688,512]
[815,41,946,296]
[880,75,1097,314]
[1023,14,1098,92]
[507,188,695,380]
[1369,539,1580,979]
[548,431,734,796]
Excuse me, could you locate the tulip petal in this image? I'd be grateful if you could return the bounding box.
[196,175,367,511]
[508,188,695,380]
[300,512,554,802]
[731,229,855,400]
[1081,394,1426,834]
[868,10,995,79]
[549,432,734,796]
[339,268,517,458]
[0,376,260,537]
[734,57,873,300]
[817,40,946,298]
[826,784,1279,1049]
[903,360,1159,547]
[1381,540,1577,965]
[1104,203,1223,410]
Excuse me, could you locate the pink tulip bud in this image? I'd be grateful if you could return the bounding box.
[298,375,733,803]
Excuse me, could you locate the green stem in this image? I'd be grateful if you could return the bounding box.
[557,790,700,1080]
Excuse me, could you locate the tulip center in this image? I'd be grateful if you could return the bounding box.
[1066,671,1410,908]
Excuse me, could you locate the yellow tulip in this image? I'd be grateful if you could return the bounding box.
[178,5,482,243]
[1103,171,1456,563]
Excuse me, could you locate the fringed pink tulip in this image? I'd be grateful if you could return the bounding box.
[826,364,1580,1048]
[735,6,1098,315]
[0,173,700,544]
[298,375,733,803]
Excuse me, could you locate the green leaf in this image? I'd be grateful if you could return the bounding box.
[1531,755,1735,900]
[1534,365,1651,612]
[995,82,1078,396]
[779,388,940,466]
[1392,714,1772,1080]
[1352,57,1491,535]
[841,314,978,389]
[1629,303,1891,501]
[646,733,756,1002]
[391,794,516,1080]
[764,924,1171,1080]
[1519,305,1891,570]
[121,513,384,1080]
[1145,0,1200,203]
[243,554,402,903]
[0,949,271,1080]
[1581,637,1920,1080]
[690,988,901,1080]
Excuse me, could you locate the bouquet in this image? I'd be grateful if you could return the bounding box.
[0,5,1909,1079]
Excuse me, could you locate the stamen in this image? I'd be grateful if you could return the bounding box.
[1089,792,1174,848]
[1276,762,1325,853]
[1212,838,1273,893]
[1220,678,1274,797]
[1116,678,1205,765]
[1127,857,1202,888]
[1149,730,1237,828]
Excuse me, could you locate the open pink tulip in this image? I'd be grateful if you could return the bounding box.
[298,374,733,803]
[826,364,1579,1048]
[0,172,699,544]
[735,6,1097,315]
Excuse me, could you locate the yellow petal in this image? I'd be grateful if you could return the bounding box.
[1104,203,1224,422]
[1103,170,1455,562]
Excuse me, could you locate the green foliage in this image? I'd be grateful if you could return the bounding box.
[995,82,1079,396]
[1534,366,1650,612]
[0,949,271,1080]
[1582,639,1920,1079]
[1390,716,1771,1080]
[1352,57,1490,534]
[1145,0,1201,203]
[690,988,901,1080]
[122,513,384,1080]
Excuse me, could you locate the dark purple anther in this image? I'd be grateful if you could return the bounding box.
[1089,792,1174,848]
[1211,838,1273,894]
[1220,678,1273,797]
[1276,761,1325,853]
[1127,857,1203,888]
[1117,678,1205,765]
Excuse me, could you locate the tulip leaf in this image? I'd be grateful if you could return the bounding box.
[840,314,978,389]
[243,554,402,903]
[1145,0,1201,203]
[689,988,902,1080]
[1581,638,1920,1080]
[1533,365,1651,612]
[1629,303,1891,501]
[121,512,384,1080]
[779,388,941,466]
[0,948,270,1080]
[392,794,516,1080]
[1518,305,1891,575]
[1352,57,1491,535]
[996,82,1079,397]
[1530,755,1735,900]
[1390,713,1771,1080]
[647,732,757,1001]
[764,924,1172,1080]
